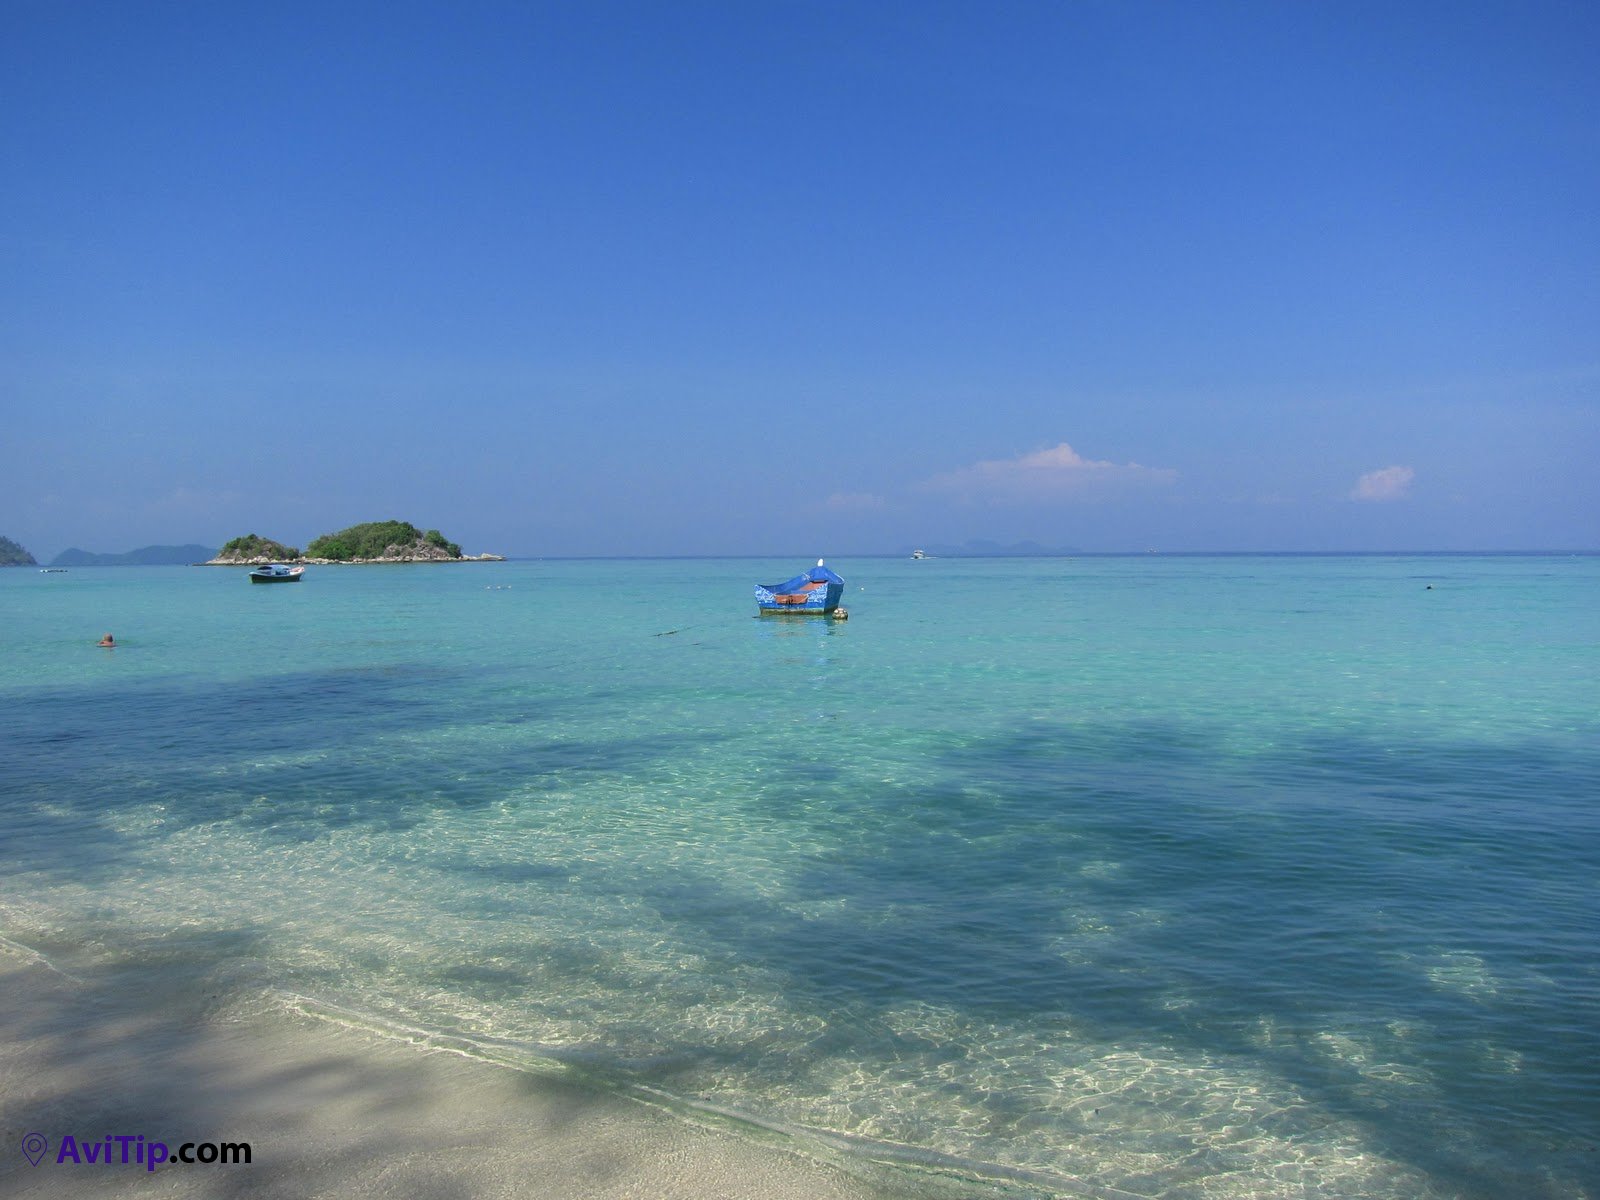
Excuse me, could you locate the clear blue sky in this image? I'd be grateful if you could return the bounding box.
[4,0,1596,558]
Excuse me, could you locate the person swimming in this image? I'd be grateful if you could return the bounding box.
[97,633,114,647]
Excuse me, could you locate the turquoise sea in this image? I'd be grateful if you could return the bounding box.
[3,555,1597,1198]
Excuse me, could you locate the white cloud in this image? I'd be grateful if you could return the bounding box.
[919,442,1177,504]
[1350,465,1415,502]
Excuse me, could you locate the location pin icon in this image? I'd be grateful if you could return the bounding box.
[22,1133,48,1166]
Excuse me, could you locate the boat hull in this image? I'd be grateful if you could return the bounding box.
[754,564,844,615]
[755,582,842,614]
[249,567,303,583]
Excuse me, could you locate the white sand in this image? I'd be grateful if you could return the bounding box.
[0,951,944,1199]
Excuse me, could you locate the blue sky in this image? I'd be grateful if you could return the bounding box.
[4,0,1596,558]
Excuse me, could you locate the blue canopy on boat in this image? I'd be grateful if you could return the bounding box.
[764,561,844,593]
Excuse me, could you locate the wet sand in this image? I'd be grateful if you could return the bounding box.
[0,950,939,1199]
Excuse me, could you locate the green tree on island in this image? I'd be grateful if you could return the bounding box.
[305,521,461,561]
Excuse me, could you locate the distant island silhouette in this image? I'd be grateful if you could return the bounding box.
[0,534,38,566]
[49,544,217,567]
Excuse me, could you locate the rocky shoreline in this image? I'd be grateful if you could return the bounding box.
[204,551,506,565]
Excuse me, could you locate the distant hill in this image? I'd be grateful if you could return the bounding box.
[0,535,37,566]
[49,544,217,567]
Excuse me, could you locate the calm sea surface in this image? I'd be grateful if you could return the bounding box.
[3,555,1596,1198]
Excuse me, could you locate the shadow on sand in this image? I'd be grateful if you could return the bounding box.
[0,935,924,1200]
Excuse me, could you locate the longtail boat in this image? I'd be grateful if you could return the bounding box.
[755,560,846,617]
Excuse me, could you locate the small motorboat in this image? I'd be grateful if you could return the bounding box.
[249,563,304,583]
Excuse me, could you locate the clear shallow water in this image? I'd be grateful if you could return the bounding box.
[2,556,1597,1198]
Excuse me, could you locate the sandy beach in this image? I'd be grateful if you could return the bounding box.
[0,947,936,1200]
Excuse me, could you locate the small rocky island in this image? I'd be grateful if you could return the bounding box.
[207,521,504,565]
